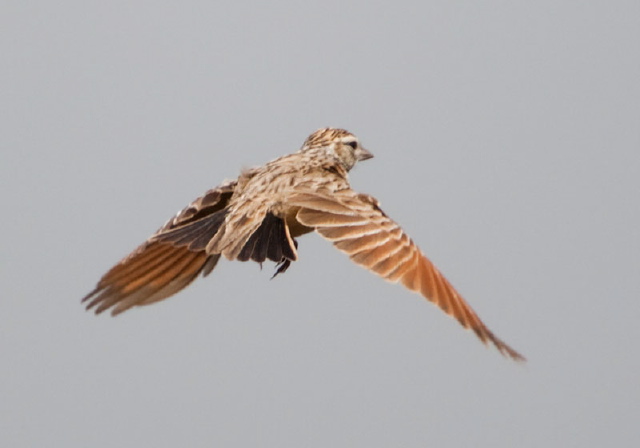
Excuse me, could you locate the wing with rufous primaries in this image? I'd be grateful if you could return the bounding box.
[82,181,237,315]
[288,190,525,361]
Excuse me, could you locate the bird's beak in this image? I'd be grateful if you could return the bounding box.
[355,146,374,161]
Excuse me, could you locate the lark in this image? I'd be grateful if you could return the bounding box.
[82,128,524,361]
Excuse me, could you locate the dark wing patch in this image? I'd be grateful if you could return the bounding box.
[236,213,298,264]
[152,209,228,250]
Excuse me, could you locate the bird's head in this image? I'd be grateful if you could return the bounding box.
[300,128,374,171]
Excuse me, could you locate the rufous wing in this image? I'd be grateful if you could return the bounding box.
[82,182,236,315]
[289,190,525,361]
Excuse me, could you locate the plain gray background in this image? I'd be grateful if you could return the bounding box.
[2,1,639,446]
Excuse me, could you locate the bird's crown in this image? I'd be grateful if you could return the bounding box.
[300,128,373,170]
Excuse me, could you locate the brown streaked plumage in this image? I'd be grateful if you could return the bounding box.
[82,128,525,361]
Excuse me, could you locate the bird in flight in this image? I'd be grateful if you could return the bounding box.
[82,128,524,361]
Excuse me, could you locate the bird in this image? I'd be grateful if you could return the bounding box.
[82,128,524,361]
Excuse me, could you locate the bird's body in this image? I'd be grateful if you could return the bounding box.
[83,128,524,361]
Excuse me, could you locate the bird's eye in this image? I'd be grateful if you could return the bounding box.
[346,141,358,149]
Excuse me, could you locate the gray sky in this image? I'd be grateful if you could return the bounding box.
[2,1,639,446]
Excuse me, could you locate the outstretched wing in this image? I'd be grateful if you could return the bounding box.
[82,181,237,315]
[288,190,524,361]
